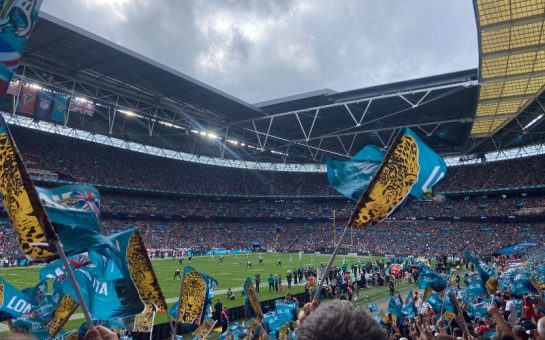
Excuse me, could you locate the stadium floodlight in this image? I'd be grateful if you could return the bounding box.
[207,132,218,139]
[158,121,182,129]
[199,131,206,136]
[523,114,544,131]
[226,139,239,145]
[240,143,246,146]
[190,129,199,134]
[28,83,43,90]
[119,109,136,117]
[74,96,91,103]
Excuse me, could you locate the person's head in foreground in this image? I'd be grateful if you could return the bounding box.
[296,300,388,340]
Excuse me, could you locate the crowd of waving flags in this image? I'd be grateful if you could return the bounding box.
[0,97,451,337]
[0,60,168,338]
[0,9,456,337]
[380,252,544,327]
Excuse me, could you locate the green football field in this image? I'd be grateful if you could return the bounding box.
[0,252,420,335]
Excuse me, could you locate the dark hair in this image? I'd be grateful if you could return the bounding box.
[512,325,529,340]
[453,327,463,337]
[296,300,388,340]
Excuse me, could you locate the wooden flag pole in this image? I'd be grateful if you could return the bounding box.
[332,209,336,246]
[53,240,93,327]
[351,224,354,247]
[202,320,218,339]
[313,224,349,301]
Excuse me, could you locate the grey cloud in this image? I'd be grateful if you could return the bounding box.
[41,0,478,103]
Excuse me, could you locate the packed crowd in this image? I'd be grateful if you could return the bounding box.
[3,126,545,263]
[397,196,545,218]
[293,254,545,340]
[100,195,353,218]
[14,127,335,196]
[100,194,545,219]
[40,220,545,257]
[437,154,545,192]
[2,218,544,261]
[14,126,545,196]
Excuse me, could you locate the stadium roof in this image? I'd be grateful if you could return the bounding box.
[22,13,266,125]
[469,0,545,152]
[10,5,545,166]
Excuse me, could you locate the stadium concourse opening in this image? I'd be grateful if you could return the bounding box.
[2,1,545,340]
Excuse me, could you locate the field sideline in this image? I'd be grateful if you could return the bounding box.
[0,252,419,333]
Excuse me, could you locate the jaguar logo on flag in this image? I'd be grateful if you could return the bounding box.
[55,102,66,112]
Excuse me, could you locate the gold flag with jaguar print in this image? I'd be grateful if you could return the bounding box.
[48,295,79,337]
[172,266,218,327]
[0,116,58,261]
[328,127,446,229]
[125,230,168,312]
[349,131,419,228]
[177,270,207,325]
[132,302,156,334]
[244,277,263,320]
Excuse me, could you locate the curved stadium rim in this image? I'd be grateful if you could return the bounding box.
[5,112,545,172]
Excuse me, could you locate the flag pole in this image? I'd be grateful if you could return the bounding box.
[438,270,454,319]
[313,224,349,301]
[332,209,336,246]
[202,320,217,339]
[53,240,93,327]
[351,224,354,247]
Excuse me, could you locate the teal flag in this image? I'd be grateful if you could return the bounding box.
[263,306,295,339]
[464,251,496,281]
[10,318,49,340]
[444,292,458,314]
[20,281,61,323]
[426,292,443,313]
[34,184,111,258]
[404,128,447,198]
[326,145,384,200]
[51,94,68,123]
[401,290,416,318]
[0,277,35,320]
[219,322,248,340]
[54,222,117,259]
[387,295,402,318]
[468,299,493,318]
[510,271,536,295]
[466,273,486,298]
[327,128,446,201]
[418,268,448,292]
[0,0,42,94]
[40,250,144,320]
[36,185,101,232]
[10,317,76,340]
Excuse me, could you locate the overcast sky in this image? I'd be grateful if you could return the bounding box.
[41,0,478,104]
